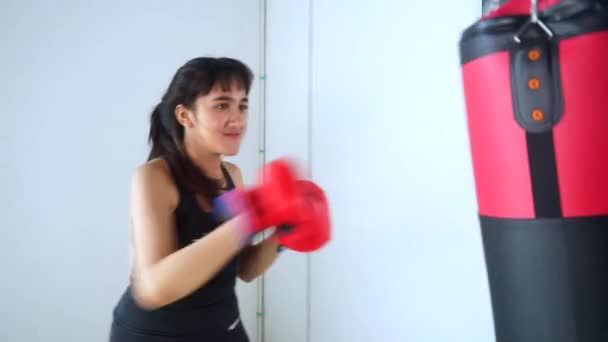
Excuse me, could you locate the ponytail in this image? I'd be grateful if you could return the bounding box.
[147,103,166,161]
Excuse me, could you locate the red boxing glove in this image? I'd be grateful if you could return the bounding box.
[212,158,302,241]
[213,158,331,251]
[275,180,331,252]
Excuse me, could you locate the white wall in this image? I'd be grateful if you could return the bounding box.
[264,1,495,341]
[263,1,312,342]
[4,1,501,341]
[0,1,263,341]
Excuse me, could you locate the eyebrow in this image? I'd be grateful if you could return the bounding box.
[212,96,248,103]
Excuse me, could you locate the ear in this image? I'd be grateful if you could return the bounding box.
[174,104,196,128]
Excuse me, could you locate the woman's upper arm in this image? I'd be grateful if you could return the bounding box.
[129,162,179,274]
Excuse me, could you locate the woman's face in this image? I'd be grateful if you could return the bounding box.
[179,81,249,157]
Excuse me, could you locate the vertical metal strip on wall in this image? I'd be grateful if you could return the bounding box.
[306,1,314,342]
[257,0,268,341]
[257,1,315,340]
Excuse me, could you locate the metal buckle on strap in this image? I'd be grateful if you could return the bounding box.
[514,0,554,43]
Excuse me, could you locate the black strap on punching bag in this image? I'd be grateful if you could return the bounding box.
[510,0,564,217]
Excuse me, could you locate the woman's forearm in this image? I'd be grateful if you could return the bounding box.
[132,216,247,310]
[237,233,281,282]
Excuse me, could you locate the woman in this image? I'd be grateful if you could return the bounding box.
[110,57,283,341]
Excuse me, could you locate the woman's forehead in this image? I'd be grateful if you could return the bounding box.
[213,83,246,96]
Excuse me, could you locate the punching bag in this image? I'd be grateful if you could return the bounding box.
[459,1,608,341]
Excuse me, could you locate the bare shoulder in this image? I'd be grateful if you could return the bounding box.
[131,158,179,209]
[222,160,244,188]
[133,158,173,184]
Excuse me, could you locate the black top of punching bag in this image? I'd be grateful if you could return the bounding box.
[461,1,608,64]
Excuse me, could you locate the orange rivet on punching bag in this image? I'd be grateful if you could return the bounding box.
[528,49,541,61]
[532,109,544,122]
[529,77,541,90]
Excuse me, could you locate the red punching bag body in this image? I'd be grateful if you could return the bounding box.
[460,1,608,341]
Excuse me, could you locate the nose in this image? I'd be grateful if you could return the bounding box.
[227,109,246,129]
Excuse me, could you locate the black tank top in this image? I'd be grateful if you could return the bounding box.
[111,162,245,336]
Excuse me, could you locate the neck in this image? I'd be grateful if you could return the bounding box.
[183,138,223,179]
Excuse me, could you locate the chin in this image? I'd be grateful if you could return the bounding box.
[221,148,240,156]
[217,140,242,156]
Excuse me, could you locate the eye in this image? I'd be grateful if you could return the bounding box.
[216,103,228,111]
[239,105,249,112]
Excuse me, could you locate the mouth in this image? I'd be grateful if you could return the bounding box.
[223,132,242,139]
